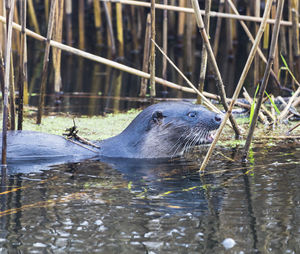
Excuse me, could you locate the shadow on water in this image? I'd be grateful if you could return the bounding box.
[0,143,299,253]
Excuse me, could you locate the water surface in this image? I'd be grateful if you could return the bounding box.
[0,143,299,253]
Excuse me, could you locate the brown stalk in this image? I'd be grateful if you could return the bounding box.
[213,0,224,57]
[17,0,27,130]
[197,0,211,104]
[36,0,57,124]
[78,0,85,49]
[162,0,168,81]
[226,0,283,94]
[199,0,273,172]
[149,0,156,97]
[107,0,298,27]
[65,0,73,46]
[139,13,151,97]
[243,0,285,160]
[103,1,116,57]
[191,0,241,137]
[2,0,15,165]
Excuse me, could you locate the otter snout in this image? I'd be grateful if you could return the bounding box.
[208,113,223,130]
[214,114,223,125]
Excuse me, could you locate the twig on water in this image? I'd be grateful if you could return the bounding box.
[191,0,241,137]
[199,0,273,172]
[243,0,285,160]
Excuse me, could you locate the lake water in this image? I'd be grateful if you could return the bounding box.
[0,142,299,253]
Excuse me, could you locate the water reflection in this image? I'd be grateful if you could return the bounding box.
[0,144,299,253]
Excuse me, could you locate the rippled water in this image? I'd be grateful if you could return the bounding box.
[0,143,299,253]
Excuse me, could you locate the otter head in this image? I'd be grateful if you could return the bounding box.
[136,102,223,158]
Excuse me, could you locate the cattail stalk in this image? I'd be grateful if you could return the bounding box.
[52,0,64,93]
[199,0,273,172]
[17,0,27,130]
[103,1,116,57]
[213,0,224,57]
[27,0,40,34]
[2,0,15,165]
[149,0,156,97]
[9,52,15,130]
[139,13,151,97]
[93,0,102,45]
[116,2,124,57]
[65,0,72,46]
[162,0,168,81]
[36,0,57,124]
[243,0,285,160]
[78,0,85,49]
[197,0,211,104]
[291,0,300,81]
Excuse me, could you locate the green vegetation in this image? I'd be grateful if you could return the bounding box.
[7,108,140,141]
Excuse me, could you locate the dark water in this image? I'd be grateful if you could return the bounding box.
[0,143,299,253]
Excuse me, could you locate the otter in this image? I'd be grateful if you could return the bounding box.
[1,102,222,166]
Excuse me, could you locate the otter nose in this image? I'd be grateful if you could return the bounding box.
[214,114,223,123]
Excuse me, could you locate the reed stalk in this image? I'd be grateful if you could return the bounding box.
[243,0,285,160]
[139,13,151,97]
[103,0,116,57]
[0,13,263,100]
[17,0,27,130]
[153,39,223,115]
[291,0,300,81]
[197,0,211,104]
[226,0,282,90]
[44,0,49,23]
[52,0,63,93]
[105,0,298,27]
[199,0,273,172]
[2,0,15,165]
[9,52,15,130]
[253,0,260,86]
[149,0,156,97]
[162,0,168,81]
[116,2,124,58]
[78,0,85,50]
[65,0,72,46]
[177,0,185,41]
[191,0,241,137]
[93,0,102,46]
[213,0,224,57]
[27,0,40,34]
[36,0,57,124]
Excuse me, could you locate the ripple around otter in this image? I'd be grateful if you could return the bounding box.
[0,144,299,254]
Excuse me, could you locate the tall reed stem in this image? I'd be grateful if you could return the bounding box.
[2,0,15,165]
[150,0,156,97]
[191,0,241,137]
[199,0,273,172]
[243,0,285,160]
[36,0,57,124]
[197,0,211,104]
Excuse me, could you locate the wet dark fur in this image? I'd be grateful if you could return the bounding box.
[0,102,222,167]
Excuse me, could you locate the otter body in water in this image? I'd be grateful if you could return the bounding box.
[1,102,222,165]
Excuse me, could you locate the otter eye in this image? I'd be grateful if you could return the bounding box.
[188,112,197,118]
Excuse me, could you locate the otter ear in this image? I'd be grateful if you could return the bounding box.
[152,111,164,124]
